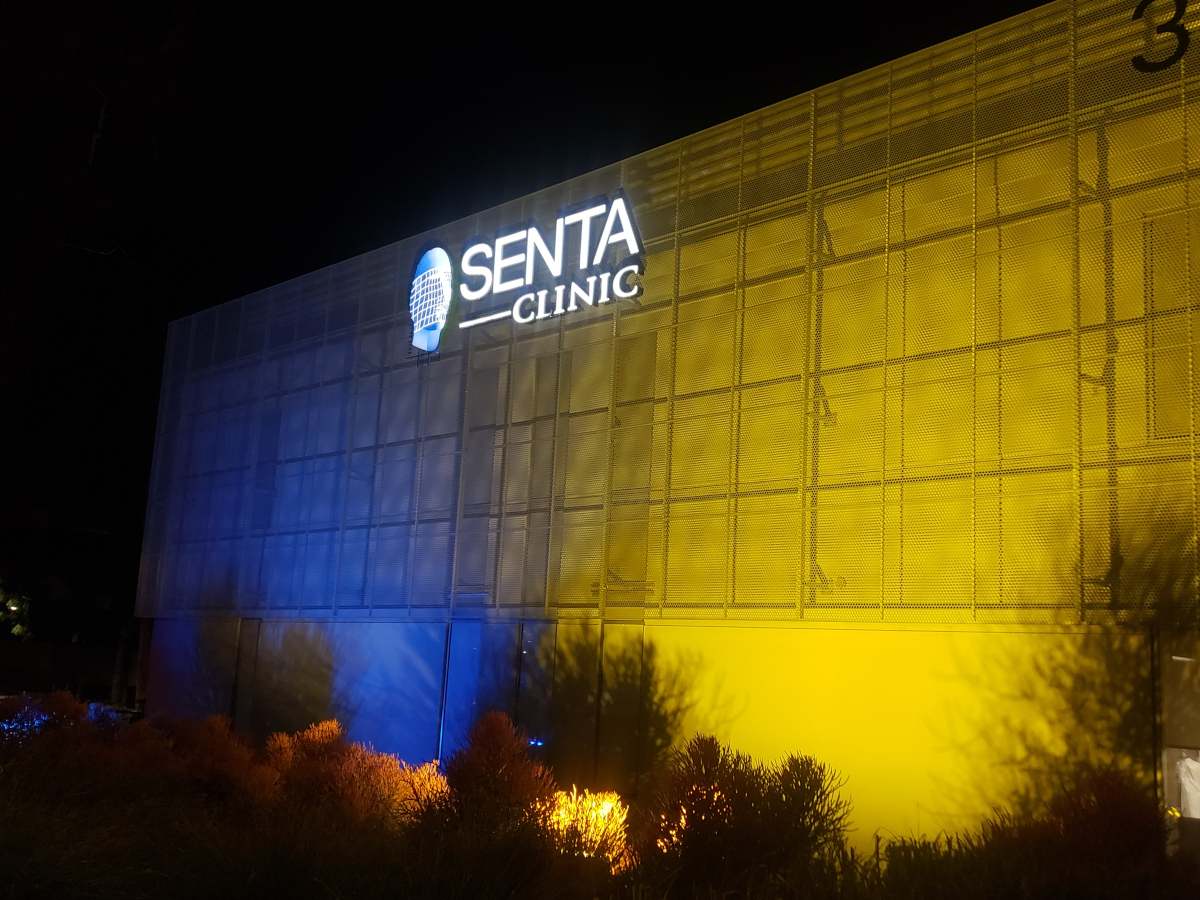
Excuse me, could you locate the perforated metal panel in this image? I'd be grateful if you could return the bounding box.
[139,0,1200,626]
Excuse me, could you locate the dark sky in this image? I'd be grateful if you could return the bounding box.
[0,0,1048,637]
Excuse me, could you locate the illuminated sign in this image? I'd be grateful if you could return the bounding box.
[409,247,454,352]
[408,194,642,350]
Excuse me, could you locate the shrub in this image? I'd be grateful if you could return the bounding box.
[267,718,447,825]
[441,709,556,826]
[399,712,621,900]
[540,786,632,873]
[882,769,1196,900]
[636,734,854,897]
[9,696,1189,900]
[394,759,450,822]
[0,698,453,899]
[157,714,279,804]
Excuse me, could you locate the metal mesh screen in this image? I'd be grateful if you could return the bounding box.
[139,0,1200,626]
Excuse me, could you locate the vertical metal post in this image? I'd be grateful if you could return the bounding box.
[490,330,515,605]
[447,315,476,615]
[1151,627,1162,806]
[1098,113,1122,610]
[363,325,389,612]
[599,244,623,620]
[1181,3,1199,626]
[881,62,894,620]
[330,258,370,615]
[404,354,431,611]
[808,194,831,608]
[542,309,568,613]
[797,91,817,618]
[899,181,908,610]
[727,121,747,615]
[971,30,980,623]
[1069,0,1085,623]
[512,620,524,725]
[435,620,453,762]
[657,143,685,612]
[592,621,606,784]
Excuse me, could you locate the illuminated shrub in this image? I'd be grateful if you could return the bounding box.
[267,719,447,824]
[0,691,97,744]
[637,734,852,896]
[393,760,449,821]
[0,693,54,744]
[5,698,1191,898]
[539,786,632,873]
[441,710,556,825]
[402,713,618,898]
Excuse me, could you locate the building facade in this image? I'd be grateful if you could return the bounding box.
[140,0,1200,841]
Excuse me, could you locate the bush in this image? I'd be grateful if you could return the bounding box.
[441,710,556,824]
[399,711,618,900]
[540,786,632,873]
[4,697,1194,899]
[0,697,448,899]
[883,769,1197,900]
[266,718,446,825]
[636,734,855,898]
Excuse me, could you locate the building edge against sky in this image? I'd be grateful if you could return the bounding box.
[139,0,1200,843]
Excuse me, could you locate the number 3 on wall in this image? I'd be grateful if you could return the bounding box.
[1133,0,1190,72]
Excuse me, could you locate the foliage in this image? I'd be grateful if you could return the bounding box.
[263,719,444,825]
[539,786,632,873]
[0,581,33,639]
[954,514,1200,818]
[1,698,1197,899]
[883,770,1192,900]
[441,709,557,824]
[400,711,615,899]
[0,696,448,898]
[636,733,856,897]
[523,627,697,795]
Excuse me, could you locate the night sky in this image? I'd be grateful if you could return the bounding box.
[0,0,1047,641]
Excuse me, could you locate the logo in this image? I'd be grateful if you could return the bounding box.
[407,194,643,352]
[409,247,454,352]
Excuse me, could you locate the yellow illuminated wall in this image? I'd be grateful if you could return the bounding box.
[141,0,1200,845]
[641,622,1155,851]
[497,0,1197,834]
[456,0,1200,627]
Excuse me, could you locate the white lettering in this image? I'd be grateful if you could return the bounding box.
[525,220,564,284]
[493,230,527,293]
[612,264,641,299]
[455,195,640,322]
[512,292,537,324]
[563,205,606,270]
[460,243,493,300]
[592,198,640,266]
[568,277,597,312]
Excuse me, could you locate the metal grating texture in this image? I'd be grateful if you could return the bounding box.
[139,0,1200,626]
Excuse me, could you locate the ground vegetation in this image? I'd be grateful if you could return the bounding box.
[0,694,1196,899]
